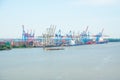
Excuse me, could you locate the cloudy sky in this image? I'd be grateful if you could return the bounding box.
[0,0,120,38]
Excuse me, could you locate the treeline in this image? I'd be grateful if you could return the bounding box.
[0,42,12,50]
[108,38,120,42]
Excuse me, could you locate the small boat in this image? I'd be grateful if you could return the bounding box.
[44,47,64,50]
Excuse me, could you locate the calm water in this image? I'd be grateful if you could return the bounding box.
[0,42,120,80]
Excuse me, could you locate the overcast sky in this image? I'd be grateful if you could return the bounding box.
[0,0,120,38]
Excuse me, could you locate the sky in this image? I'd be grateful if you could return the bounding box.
[0,0,120,38]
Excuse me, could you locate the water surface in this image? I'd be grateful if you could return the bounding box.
[0,42,120,80]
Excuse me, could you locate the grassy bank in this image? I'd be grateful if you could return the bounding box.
[0,42,12,50]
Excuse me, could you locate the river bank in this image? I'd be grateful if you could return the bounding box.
[0,38,120,51]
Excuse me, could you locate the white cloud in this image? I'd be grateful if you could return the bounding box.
[68,0,119,6]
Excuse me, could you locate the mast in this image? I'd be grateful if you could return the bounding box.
[22,25,25,41]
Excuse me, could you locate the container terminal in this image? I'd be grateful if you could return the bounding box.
[0,25,119,50]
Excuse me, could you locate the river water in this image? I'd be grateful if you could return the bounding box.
[0,42,120,80]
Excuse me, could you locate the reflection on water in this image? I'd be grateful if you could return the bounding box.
[0,43,120,80]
